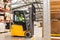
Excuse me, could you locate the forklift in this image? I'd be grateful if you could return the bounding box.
[10,9,35,37]
[10,4,36,37]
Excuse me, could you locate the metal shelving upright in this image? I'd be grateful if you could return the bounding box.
[0,0,11,30]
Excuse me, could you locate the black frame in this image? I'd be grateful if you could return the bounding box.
[13,10,27,30]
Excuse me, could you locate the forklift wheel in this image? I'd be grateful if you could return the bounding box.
[25,32,32,38]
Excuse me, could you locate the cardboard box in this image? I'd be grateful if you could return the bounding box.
[51,13,60,34]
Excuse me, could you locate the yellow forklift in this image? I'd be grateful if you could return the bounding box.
[10,10,35,37]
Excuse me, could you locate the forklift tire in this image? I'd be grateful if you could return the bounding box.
[25,32,32,38]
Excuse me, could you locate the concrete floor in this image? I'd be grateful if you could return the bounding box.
[0,30,32,40]
[0,27,42,40]
[0,31,31,40]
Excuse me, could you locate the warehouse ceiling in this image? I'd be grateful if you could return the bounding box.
[11,0,43,21]
[11,0,43,10]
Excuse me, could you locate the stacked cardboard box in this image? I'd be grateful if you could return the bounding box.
[51,0,60,36]
[0,0,11,31]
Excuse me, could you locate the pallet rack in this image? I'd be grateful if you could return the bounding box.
[0,0,11,32]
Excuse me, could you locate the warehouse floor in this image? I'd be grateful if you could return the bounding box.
[0,26,42,40]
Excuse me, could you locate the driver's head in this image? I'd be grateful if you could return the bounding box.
[19,14,23,17]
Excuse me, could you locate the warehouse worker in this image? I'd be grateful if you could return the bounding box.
[19,14,25,22]
[18,14,26,30]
